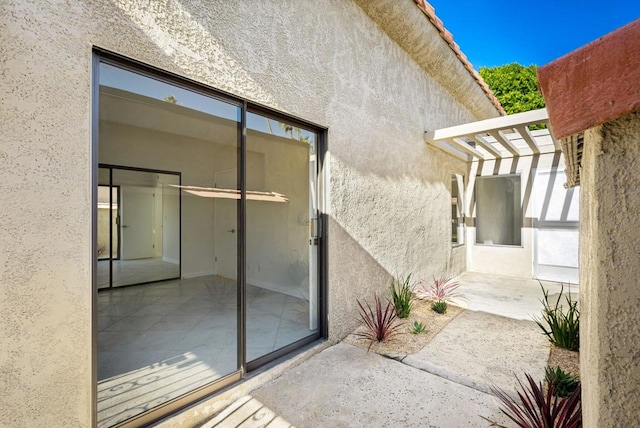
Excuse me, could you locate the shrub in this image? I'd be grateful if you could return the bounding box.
[417,275,460,302]
[409,320,427,334]
[545,366,580,398]
[355,295,403,350]
[535,283,579,351]
[489,373,582,428]
[390,274,414,318]
[431,300,448,314]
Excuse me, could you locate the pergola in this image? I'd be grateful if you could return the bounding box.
[425,108,562,160]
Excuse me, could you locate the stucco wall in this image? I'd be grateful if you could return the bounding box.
[0,1,496,425]
[580,111,640,427]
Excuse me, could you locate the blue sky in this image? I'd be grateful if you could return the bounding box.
[427,0,640,69]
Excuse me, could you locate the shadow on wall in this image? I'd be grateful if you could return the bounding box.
[326,215,394,341]
[466,152,570,228]
[330,151,463,274]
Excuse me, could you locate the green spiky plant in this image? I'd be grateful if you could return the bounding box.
[488,373,582,428]
[355,295,404,350]
[390,274,414,319]
[545,366,580,398]
[535,283,580,351]
[431,300,448,314]
[409,321,427,334]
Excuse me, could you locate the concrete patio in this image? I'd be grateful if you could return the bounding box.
[159,273,573,427]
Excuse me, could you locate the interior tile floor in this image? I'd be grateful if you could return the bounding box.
[97,276,315,428]
[97,258,180,288]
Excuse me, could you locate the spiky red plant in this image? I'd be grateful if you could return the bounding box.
[416,276,460,302]
[355,295,403,349]
[489,373,582,428]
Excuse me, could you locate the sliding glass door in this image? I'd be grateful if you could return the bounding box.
[96,60,242,427]
[94,52,324,428]
[245,113,320,364]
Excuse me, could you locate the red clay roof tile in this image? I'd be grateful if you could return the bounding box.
[538,18,640,139]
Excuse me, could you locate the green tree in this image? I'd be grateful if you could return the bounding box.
[479,63,545,115]
[163,94,178,104]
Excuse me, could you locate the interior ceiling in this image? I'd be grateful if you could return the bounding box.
[100,86,239,146]
[99,86,307,149]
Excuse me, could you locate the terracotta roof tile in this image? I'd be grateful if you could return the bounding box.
[538,18,640,140]
[413,0,505,115]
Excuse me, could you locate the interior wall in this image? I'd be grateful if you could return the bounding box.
[246,130,310,294]
[100,116,312,289]
[99,122,229,278]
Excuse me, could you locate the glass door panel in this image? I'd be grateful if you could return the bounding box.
[97,62,241,427]
[245,112,319,362]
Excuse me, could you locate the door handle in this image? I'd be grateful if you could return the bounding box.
[121,225,129,228]
[227,228,235,233]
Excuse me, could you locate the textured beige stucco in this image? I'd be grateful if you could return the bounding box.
[353,0,501,121]
[0,1,496,425]
[580,110,640,427]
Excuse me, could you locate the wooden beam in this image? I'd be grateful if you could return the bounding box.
[515,125,540,154]
[471,134,502,158]
[488,130,520,156]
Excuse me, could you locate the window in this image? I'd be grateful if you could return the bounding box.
[475,174,522,246]
[451,174,464,245]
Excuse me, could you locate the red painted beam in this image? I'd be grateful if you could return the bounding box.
[538,19,640,140]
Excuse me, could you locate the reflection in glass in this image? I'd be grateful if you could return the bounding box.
[97,184,118,260]
[245,112,319,362]
[97,168,181,288]
[476,175,522,246]
[451,174,464,246]
[97,63,239,427]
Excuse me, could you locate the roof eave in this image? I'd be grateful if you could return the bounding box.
[353,0,504,120]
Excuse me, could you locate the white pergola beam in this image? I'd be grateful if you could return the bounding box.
[447,138,486,159]
[488,130,520,156]
[430,142,469,161]
[515,125,540,154]
[424,108,549,142]
[471,134,502,158]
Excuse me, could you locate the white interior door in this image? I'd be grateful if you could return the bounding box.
[120,186,155,260]
[214,169,238,279]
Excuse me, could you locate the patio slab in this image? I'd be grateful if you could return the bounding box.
[403,310,550,395]
[182,274,559,427]
[453,272,575,321]
[245,342,505,428]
